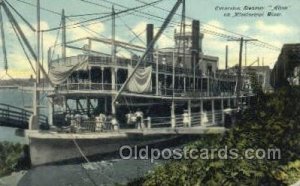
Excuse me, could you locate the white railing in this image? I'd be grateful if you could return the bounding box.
[145,110,226,129]
[59,83,122,91]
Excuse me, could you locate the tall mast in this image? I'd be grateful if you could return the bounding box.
[111,5,116,115]
[180,0,185,92]
[182,0,185,66]
[36,0,40,83]
[31,0,40,129]
[61,9,66,59]
[111,6,116,65]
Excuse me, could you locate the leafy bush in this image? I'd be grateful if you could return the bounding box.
[0,142,23,177]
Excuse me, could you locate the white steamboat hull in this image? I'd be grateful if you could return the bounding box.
[27,127,226,166]
[27,130,178,166]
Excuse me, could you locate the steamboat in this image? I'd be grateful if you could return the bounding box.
[0,0,254,166]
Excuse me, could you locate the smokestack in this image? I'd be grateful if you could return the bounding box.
[191,20,200,70]
[191,20,200,53]
[146,24,154,63]
[225,45,228,69]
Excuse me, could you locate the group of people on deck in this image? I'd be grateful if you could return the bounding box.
[94,113,119,132]
[94,110,145,131]
[65,109,146,133]
[125,109,145,129]
[66,112,119,133]
[65,107,211,133]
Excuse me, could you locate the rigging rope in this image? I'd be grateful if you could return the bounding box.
[0,6,8,72]
[71,136,116,184]
[95,0,177,27]
[9,16,36,74]
[5,0,36,31]
[115,28,147,57]
[11,0,280,51]
[14,0,61,16]
[11,18,36,74]
[119,16,146,45]
[128,28,146,44]
[136,0,280,51]
[67,12,110,18]
[42,0,164,32]
[50,21,62,62]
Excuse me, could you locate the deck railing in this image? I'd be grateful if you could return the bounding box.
[59,83,122,91]
[50,55,237,81]
[54,109,227,133]
[58,82,236,98]
[0,103,48,129]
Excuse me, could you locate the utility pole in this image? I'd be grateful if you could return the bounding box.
[244,41,247,66]
[225,45,228,70]
[228,37,257,110]
[237,37,243,110]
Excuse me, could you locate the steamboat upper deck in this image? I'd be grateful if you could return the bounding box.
[46,19,253,130]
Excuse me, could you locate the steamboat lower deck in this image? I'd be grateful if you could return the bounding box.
[27,126,226,166]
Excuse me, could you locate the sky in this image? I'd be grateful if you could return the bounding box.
[0,0,299,78]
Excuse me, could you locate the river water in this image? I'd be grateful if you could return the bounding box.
[0,89,163,186]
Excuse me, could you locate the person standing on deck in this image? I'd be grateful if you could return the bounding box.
[111,114,119,131]
[126,111,136,128]
[183,110,189,127]
[99,113,106,130]
[135,109,144,129]
[95,113,106,132]
[70,114,77,133]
